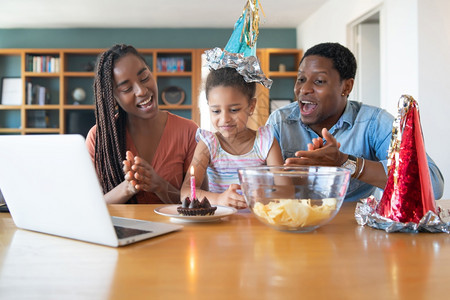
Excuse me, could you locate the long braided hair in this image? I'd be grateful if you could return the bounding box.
[93,44,147,203]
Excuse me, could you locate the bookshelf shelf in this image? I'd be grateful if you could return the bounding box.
[63,105,95,110]
[0,105,21,110]
[24,128,61,134]
[63,72,94,77]
[25,105,61,109]
[267,71,299,77]
[0,128,21,134]
[156,72,193,77]
[23,72,60,77]
[160,105,193,110]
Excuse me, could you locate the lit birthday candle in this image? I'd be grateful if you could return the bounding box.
[190,166,196,200]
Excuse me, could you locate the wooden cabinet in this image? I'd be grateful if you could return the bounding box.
[0,48,201,136]
[249,48,302,129]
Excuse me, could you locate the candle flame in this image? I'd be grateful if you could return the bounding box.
[190,165,194,176]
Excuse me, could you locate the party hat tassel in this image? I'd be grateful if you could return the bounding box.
[376,95,436,223]
[224,0,264,57]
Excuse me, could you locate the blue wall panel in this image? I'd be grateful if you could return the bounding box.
[0,28,297,49]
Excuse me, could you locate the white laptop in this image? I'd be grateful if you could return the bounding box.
[0,134,182,247]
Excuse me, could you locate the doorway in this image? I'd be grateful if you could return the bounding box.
[349,10,380,107]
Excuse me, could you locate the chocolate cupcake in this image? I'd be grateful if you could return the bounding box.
[177,197,217,216]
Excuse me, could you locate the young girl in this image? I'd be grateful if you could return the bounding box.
[180,67,284,209]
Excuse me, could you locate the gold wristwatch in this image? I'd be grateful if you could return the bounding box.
[341,154,357,176]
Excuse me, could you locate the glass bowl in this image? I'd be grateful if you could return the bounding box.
[238,166,351,233]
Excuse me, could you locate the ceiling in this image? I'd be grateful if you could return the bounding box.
[0,0,327,29]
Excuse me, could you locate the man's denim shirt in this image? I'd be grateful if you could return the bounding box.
[267,100,444,202]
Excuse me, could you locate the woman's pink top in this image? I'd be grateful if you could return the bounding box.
[86,112,198,204]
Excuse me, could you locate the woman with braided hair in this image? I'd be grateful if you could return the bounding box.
[86,44,198,204]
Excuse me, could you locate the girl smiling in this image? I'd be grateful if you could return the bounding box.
[181,67,283,209]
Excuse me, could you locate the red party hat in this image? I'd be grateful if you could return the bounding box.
[376,95,436,223]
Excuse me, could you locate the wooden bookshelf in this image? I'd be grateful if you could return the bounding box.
[0,48,301,135]
[0,48,201,136]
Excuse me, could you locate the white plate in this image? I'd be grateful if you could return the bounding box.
[154,205,237,223]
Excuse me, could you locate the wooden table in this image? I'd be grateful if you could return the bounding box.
[1,202,450,299]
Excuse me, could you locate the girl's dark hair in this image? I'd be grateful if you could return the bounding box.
[300,42,357,81]
[205,67,256,102]
[93,44,147,203]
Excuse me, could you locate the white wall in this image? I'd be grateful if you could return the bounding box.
[382,0,419,114]
[417,0,450,199]
[297,0,382,50]
[297,0,448,198]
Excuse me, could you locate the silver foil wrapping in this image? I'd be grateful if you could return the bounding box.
[355,196,450,233]
[204,47,273,89]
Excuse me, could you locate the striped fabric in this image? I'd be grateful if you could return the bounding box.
[196,126,274,193]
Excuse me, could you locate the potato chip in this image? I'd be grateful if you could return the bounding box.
[252,198,337,228]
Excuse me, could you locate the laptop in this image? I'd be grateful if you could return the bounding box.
[0,134,182,247]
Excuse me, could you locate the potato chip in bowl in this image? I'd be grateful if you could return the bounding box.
[253,198,337,229]
[238,166,350,232]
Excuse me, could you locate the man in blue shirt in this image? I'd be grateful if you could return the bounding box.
[267,42,444,202]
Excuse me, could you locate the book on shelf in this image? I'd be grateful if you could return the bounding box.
[0,78,23,105]
[27,110,48,128]
[26,55,60,73]
[157,57,185,72]
[26,82,49,105]
[38,86,46,105]
[26,82,32,105]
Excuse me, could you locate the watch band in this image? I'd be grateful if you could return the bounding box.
[347,155,357,164]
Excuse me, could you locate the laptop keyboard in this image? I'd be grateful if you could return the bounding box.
[114,226,152,239]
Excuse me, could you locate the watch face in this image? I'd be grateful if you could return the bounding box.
[343,160,356,175]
